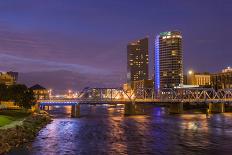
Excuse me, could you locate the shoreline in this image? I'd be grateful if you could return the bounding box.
[0,111,52,154]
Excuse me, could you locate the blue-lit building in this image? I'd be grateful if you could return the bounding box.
[154,31,183,92]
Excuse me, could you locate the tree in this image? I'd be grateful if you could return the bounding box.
[19,89,35,109]
[0,84,8,101]
[8,84,27,102]
[7,84,35,109]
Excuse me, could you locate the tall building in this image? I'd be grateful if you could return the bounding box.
[127,38,149,83]
[155,31,183,91]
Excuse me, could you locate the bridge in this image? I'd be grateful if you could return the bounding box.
[39,101,80,117]
[37,87,232,116]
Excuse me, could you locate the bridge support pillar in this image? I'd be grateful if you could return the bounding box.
[209,103,224,113]
[71,104,80,117]
[169,102,183,114]
[124,103,145,115]
[40,105,45,110]
[225,104,232,112]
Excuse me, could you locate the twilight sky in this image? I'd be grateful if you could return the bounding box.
[0,0,231,92]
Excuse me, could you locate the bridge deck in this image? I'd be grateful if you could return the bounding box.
[38,98,232,105]
[39,101,79,106]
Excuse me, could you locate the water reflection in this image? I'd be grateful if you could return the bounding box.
[8,104,232,155]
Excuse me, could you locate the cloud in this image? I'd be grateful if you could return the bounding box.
[0,53,111,74]
[19,70,125,93]
[0,22,126,72]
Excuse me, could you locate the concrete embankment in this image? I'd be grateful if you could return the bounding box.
[0,111,51,154]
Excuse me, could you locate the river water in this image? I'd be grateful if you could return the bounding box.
[8,104,232,155]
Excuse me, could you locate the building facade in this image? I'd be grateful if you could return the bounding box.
[131,79,154,91]
[155,31,183,91]
[7,72,18,82]
[30,84,49,100]
[127,37,149,82]
[211,67,232,90]
[0,72,18,85]
[187,71,211,87]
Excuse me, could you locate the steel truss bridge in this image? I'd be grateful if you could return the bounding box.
[39,87,232,104]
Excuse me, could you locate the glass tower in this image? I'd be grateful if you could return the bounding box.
[127,38,149,82]
[155,31,183,92]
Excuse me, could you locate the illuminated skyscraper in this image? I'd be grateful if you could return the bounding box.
[127,38,149,82]
[155,31,183,91]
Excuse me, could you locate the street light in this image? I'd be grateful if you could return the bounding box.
[48,89,52,99]
[188,70,193,75]
[187,70,194,85]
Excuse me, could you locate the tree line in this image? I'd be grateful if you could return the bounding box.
[0,84,35,109]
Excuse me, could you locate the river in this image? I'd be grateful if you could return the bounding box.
[8,104,232,155]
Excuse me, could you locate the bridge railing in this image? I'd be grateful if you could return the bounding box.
[39,88,232,104]
[159,88,232,102]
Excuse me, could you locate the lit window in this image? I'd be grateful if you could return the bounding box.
[163,72,167,77]
[171,51,177,56]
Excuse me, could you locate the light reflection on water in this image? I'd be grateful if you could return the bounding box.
[8,105,232,155]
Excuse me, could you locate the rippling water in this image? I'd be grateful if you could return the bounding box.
[8,104,232,155]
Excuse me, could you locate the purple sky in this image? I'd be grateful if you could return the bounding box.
[0,0,231,92]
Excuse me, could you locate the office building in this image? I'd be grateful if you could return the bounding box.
[187,71,211,87]
[211,67,232,90]
[155,31,183,91]
[127,37,149,82]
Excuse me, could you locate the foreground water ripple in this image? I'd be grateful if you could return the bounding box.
[8,105,232,155]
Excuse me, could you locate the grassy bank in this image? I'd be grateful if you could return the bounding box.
[0,111,51,154]
[0,115,13,127]
[0,110,30,127]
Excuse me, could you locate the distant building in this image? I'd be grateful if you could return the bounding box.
[7,71,18,82]
[123,83,132,91]
[211,67,232,90]
[222,66,232,73]
[187,71,211,87]
[30,84,49,100]
[0,72,17,85]
[155,31,183,91]
[127,37,149,82]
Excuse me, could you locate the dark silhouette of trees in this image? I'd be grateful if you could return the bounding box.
[0,84,8,101]
[0,84,35,109]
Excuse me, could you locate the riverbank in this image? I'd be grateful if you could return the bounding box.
[0,111,51,154]
[0,110,30,128]
[6,105,232,155]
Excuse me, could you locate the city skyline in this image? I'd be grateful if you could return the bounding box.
[0,0,231,91]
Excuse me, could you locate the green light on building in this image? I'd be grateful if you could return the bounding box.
[160,31,171,36]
